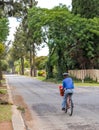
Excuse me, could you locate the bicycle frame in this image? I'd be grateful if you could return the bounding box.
[65,93,73,116]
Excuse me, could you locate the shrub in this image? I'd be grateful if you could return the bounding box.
[38,70,46,77]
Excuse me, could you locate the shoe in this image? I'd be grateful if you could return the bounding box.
[62,108,65,111]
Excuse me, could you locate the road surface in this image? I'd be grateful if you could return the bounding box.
[6,75,99,130]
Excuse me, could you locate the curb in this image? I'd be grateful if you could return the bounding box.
[12,105,26,130]
[6,79,26,130]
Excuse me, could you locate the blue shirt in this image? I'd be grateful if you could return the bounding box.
[62,77,74,89]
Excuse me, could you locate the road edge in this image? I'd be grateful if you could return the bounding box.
[6,79,26,130]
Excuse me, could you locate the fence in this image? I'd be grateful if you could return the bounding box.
[68,69,99,82]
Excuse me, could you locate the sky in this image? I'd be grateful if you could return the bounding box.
[8,0,72,56]
[37,0,71,9]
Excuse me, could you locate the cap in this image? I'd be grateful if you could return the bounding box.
[62,73,69,76]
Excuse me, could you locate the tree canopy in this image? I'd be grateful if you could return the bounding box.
[72,0,99,18]
[1,1,99,80]
[27,4,99,79]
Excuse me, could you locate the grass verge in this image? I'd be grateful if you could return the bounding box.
[0,89,7,94]
[0,77,12,122]
[36,76,99,87]
[0,105,12,122]
[74,82,99,87]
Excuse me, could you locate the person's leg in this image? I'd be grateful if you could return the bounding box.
[66,89,74,108]
[62,89,73,110]
[62,91,67,110]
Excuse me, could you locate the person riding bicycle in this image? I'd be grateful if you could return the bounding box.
[62,72,74,111]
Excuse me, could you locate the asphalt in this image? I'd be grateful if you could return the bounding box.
[6,80,26,130]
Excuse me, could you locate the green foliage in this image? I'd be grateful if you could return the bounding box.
[27,5,99,80]
[0,0,37,17]
[28,7,43,44]
[12,26,27,60]
[38,70,46,77]
[0,43,5,57]
[0,17,9,81]
[1,60,8,71]
[35,56,47,70]
[0,89,7,94]
[0,0,38,77]
[24,59,30,68]
[14,60,20,74]
[72,0,99,18]
[0,18,9,42]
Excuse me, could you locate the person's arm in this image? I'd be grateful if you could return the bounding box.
[72,81,74,89]
[62,81,65,89]
[71,78,74,89]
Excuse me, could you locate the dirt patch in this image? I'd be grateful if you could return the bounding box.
[13,95,32,121]
[0,121,13,130]
[12,94,35,129]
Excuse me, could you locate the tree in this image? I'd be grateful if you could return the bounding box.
[0,0,38,17]
[88,18,99,68]
[1,0,38,76]
[0,17,9,82]
[27,4,99,80]
[15,0,38,77]
[11,25,27,75]
[0,43,5,83]
[28,7,44,76]
[72,0,99,18]
[0,18,9,42]
[72,0,99,69]
[35,56,47,70]
[41,5,75,79]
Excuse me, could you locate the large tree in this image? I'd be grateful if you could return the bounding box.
[28,5,76,79]
[11,25,27,75]
[28,5,99,79]
[72,0,99,69]
[0,17,9,82]
[0,43,5,82]
[0,0,38,17]
[1,0,38,76]
[72,0,99,18]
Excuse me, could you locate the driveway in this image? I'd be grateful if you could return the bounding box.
[6,74,99,130]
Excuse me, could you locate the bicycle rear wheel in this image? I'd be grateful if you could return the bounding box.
[68,99,73,116]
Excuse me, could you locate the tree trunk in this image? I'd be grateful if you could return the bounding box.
[32,43,36,77]
[21,57,24,75]
[0,60,2,84]
[57,49,67,80]
[46,60,53,79]
[30,44,33,76]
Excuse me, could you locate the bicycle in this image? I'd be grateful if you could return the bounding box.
[65,93,73,116]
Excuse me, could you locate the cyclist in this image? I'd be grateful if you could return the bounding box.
[61,72,74,111]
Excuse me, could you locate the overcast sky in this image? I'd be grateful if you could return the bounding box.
[8,0,72,56]
[37,0,71,9]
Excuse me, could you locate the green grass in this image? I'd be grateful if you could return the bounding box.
[37,76,45,81]
[1,78,6,84]
[0,89,7,94]
[0,105,12,122]
[0,77,12,122]
[17,106,25,113]
[36,76,99,87]
[37,76,61,83]
[74,82,99,87]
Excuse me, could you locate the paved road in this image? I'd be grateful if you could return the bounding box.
[6,75,99,130]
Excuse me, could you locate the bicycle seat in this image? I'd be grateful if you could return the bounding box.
[67,93,73,96]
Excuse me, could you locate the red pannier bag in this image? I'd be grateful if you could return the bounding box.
[59,85,64,96]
